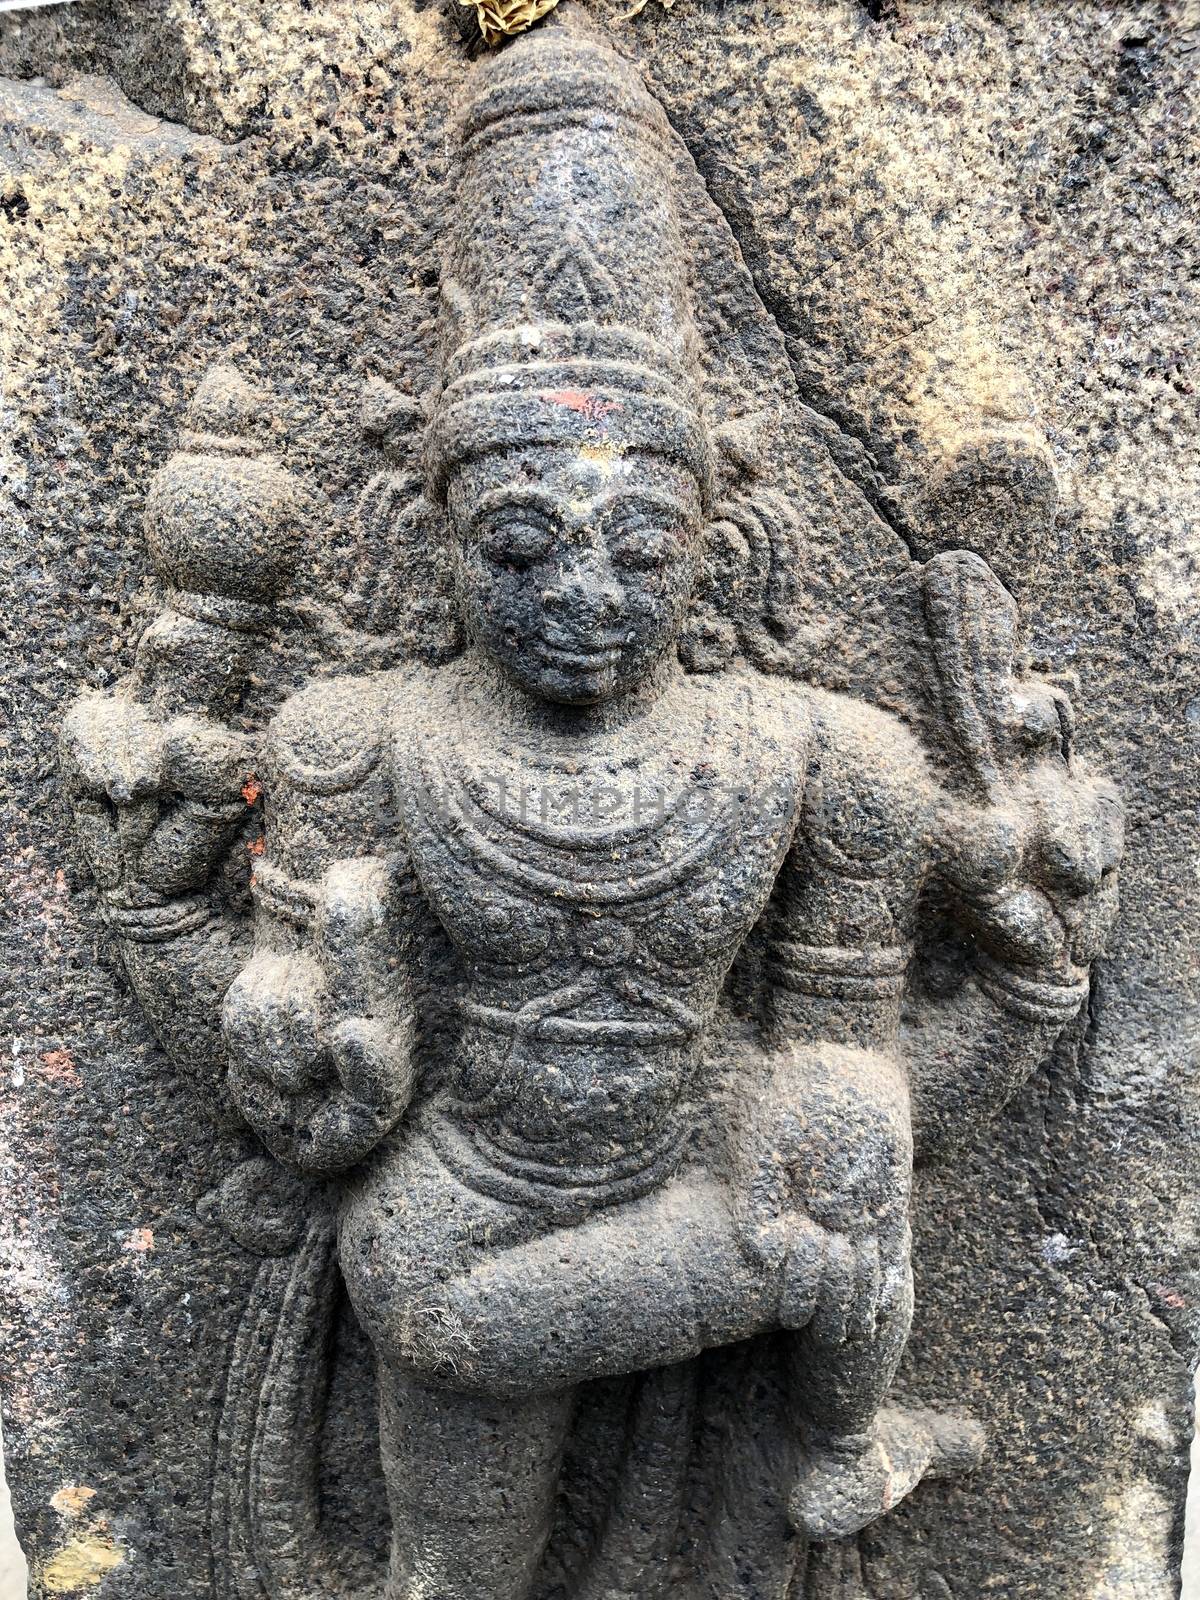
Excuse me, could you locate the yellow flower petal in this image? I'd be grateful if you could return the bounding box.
[460,0,563,46]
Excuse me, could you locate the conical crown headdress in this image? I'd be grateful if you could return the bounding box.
[426,22,714,503]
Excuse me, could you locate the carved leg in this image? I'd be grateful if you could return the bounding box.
[340,1129,794,1398]
[431,1168,789,1392]
[379,1362,575,1600]
[789,1242,914,1442]
[764,1045,954,1539]
[787,1246,984,1541]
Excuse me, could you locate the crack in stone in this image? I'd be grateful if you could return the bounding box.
[0,71,231,155]
[859,314,938,362]
[652,89,922,564]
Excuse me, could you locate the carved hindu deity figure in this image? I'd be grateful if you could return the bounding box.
[61,18,1124,1600]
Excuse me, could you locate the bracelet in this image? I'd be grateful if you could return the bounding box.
[771,939,909,1002]
[102,894,215,944]
[164,586,276,636]
[250,859,318,931]
[975,953,1089,1025]
[178,796,248,827]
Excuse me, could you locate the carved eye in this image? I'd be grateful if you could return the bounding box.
[477,515,554,572]
[611,525,678,573]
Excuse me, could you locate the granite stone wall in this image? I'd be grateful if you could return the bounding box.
[1,3,1197,1597]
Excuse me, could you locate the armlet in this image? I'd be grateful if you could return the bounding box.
[103,894,216,944]
[272,738,382,797]
[771,938,909,1001]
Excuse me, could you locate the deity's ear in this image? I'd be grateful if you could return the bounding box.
[680,488,805,676]
[679,518,743,674]
[348,472,464,665]
[305,379,463,668]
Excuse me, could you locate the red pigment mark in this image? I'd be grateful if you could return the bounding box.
[1150,1282,1186,1310]
[242,774,263,805]
[39,1049,81,1087]
[544,389,624,425]
[123,1228,154,1254]
[247,836,265,857]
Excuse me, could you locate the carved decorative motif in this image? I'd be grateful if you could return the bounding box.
[61,15,1124,1600]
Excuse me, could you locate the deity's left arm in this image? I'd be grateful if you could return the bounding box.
[904,552,1125,1162]
[902,762,1123,1164]
[732,696,929,1264]
[758,687,1121,1187]
[765,695,933,1060]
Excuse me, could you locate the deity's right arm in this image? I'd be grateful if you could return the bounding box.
[59,677,260,1097]
[60,363,310,1102]
[221,671,422,1175]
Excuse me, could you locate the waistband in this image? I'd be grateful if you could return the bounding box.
[421,1099,687,1221]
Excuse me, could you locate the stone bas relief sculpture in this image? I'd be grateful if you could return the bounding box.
[59,19,1124,1600]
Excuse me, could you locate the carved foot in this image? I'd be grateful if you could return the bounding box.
[790,1407,985,1543]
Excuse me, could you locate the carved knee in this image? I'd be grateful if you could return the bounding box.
[337,1136,538,1396]
[796,1086,912,1234]
[744,1045,913,1239]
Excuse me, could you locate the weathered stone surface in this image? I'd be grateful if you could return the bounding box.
[0,3,1195,1598]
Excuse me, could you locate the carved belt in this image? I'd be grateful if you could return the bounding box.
[458,997,693,1045]
[423,1099,689,1219]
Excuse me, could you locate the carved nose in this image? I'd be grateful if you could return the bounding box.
[542,560,623,627]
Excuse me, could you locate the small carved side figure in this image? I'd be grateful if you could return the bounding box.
[62,19,1124,1600]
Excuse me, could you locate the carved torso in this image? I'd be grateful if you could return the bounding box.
[390,662,808,1197]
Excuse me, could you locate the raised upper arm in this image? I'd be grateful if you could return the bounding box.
[250,666,423,1001]
[766,690,936,1047]
[263,669,402,880]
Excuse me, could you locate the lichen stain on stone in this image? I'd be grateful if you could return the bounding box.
[544,389,623,424]
[40,1529,124,1594]
[39,1049,81,1088]
[1132,1398,1176,1449]
[49,1485,96,1517]
[1090,1481,1175,1599]
[577,441,623,474]
[41,1492,124,1596]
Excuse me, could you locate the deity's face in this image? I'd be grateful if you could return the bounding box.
[447,447,703,706]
